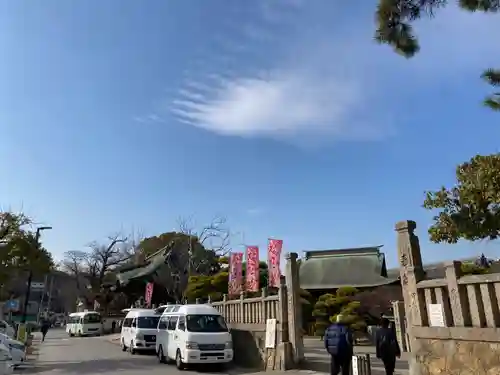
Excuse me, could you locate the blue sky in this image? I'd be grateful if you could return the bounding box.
[1,0,499,267]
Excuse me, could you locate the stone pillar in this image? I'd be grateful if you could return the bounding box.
[392,301,407,352]
[285,252,303,366]
[277,275,293,370]
[396,220,426,375]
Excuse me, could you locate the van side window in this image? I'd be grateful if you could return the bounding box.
[131,318,137,327]
[158,316,168,330]
[177,316,185,331]
[167,316,178,331]
[122,318,132,328]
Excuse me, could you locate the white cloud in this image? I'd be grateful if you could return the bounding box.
[171,72,363,138]
[246,207,264,216]
[163,2,500,142]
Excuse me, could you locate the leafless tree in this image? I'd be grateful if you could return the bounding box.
[61,250,89,292]
[178,215,231,256]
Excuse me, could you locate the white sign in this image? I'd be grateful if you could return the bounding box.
[351,355,359,375]
[29,282,45,290]
[265,318,277,348]
[428,304,445,327]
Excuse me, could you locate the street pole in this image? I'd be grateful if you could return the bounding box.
[37,274,48,323]
[21,226,52,324]
[46,275,54,315]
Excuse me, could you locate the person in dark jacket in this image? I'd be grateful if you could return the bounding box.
[40,319,51,342]
[324,315,353,375]
[375,318,401,375]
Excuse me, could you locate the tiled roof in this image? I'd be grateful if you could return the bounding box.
[299,246,398,290]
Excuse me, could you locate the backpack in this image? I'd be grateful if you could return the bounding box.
[326,325,350,356]
[378,329,397,355]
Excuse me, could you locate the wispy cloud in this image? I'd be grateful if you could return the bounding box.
[246,207,265,216]
[161,2,500,142]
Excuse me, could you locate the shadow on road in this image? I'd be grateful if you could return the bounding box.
[19,356,160,374]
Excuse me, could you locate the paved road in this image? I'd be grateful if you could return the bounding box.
[21,329,409,375]
[303,337,409,375]
[21,329,253,375]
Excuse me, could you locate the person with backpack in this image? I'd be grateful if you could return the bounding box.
[324,314,354,375]
[375,318,401,375]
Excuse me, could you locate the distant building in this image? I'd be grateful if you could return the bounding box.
[299,246,399,292]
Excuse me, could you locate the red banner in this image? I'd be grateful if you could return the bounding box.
[229,252,243,296]
[145,282,154,306]
[245,246,260,292]
[267,239,283,288]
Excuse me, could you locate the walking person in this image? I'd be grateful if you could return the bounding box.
[40,319,50,342]
[324,314,354,375]
[376,318,401,375]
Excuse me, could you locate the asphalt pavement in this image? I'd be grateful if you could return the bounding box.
[302,337,409,375]
[19,329,256,375]
[19,329,409,375]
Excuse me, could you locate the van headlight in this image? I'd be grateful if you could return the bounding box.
[185,341,198,349]
[225,341,233,349]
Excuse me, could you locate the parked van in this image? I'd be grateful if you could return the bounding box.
[0,322,14,339]
[66,311,102,337]
[155,304,233,369]
[120,309,160,354]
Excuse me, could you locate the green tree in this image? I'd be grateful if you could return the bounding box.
[312,287,365,337]
[423,154,500,243]
[0,211,54,299]
[185,260,269,301]
[375,0,500,110]
[461,261,489,275]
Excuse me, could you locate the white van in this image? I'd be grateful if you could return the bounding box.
[120,309,160,354]
[66,311,102,337]
[0,322,14,339]
[155,304,233,369]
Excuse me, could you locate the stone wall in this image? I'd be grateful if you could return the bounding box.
[227,323,285,369]
[411,327,500,375]
[396,220,500,375]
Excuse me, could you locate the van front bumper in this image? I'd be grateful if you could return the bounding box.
[183,349,233,363]
[132,340,156,350]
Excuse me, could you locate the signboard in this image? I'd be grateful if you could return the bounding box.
[265,318,277,348]
[28,282,45,290]
[351,355,359,375]
[428,304,445,327]
[5,300,19,312]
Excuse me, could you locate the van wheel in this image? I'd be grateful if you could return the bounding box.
[69,332,74,337]
[129,341,136,355]
[176,349,185,370]
[121,339,127,352]
[157,345,166,364]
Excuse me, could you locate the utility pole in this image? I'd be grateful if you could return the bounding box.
[46,275,55,315]
[37,274,48,323]
[21,226,52,324]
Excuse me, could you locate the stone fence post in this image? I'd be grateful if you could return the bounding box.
[285,252,304,366]
[395,220,426,375]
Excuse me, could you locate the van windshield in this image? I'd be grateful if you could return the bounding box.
[83,314,101,324]
[137,316,160,329]
[186,315,228,333]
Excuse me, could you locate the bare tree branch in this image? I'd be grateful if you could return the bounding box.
[177,215,231,256]
[61,250,88,292]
